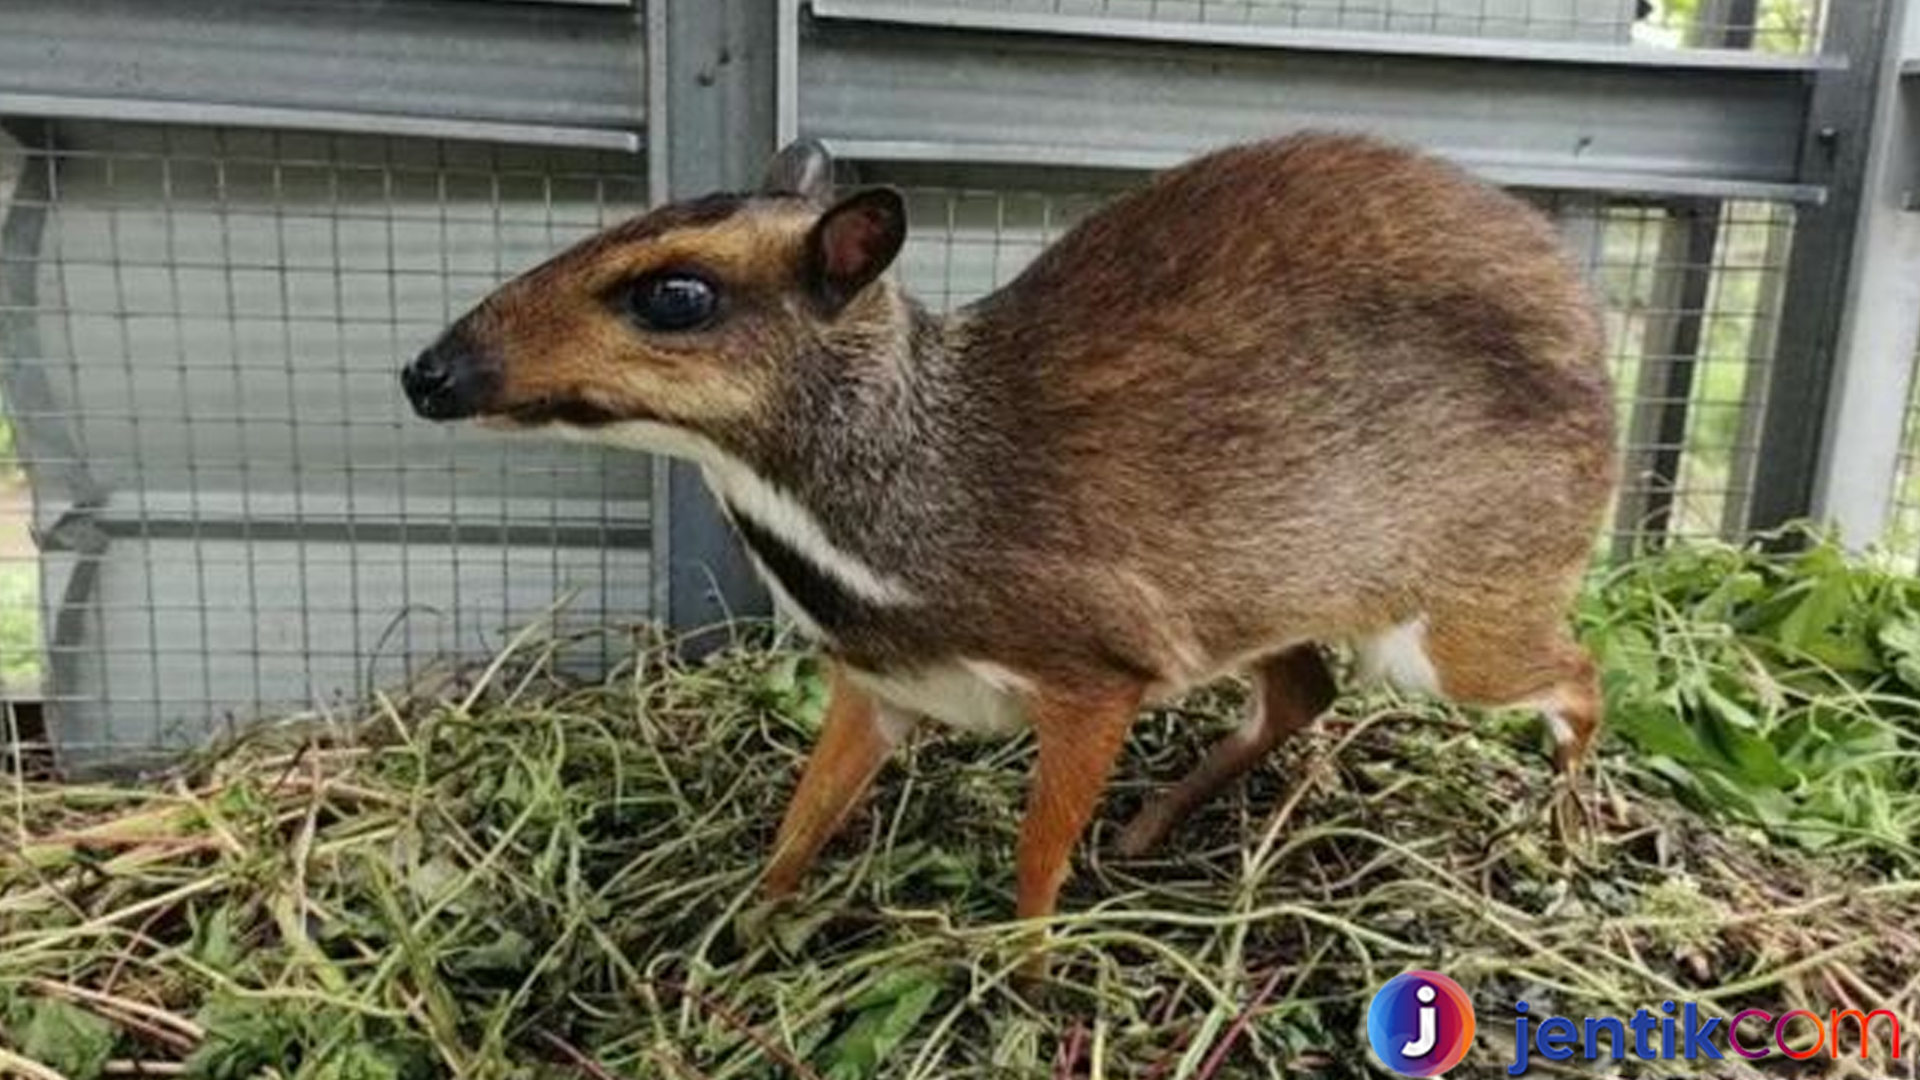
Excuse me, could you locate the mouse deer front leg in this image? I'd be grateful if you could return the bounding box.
[765,663,915,899]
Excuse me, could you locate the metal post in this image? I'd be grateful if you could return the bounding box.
[1717,208,1793,536]
[1745,0,1898,536]
[646,1,776,637]
[1616,199,1720,551]
[1807,0,1920,547]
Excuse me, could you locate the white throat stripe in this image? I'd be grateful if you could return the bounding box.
[556,420,917,608]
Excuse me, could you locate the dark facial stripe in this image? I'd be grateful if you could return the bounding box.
[506,399,625,427]
[726,505,872,635]
[602,192,750,247]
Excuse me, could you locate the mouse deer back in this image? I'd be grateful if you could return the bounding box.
[404,133,1616,944]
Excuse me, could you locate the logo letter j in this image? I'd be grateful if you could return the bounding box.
[1403,986,1440,1058]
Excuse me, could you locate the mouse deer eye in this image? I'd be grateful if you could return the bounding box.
[631,273,717,332]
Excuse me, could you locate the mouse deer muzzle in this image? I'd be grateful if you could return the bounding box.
[403,326,501,421]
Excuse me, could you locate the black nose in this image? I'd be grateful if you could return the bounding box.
[403,331,497,420]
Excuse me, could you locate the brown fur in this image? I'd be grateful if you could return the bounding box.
[408,133,1618,932]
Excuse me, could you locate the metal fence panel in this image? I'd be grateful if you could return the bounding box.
[0,122,651,767]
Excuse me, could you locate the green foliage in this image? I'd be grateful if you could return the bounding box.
[6,570,1920,1078]
[183,995,435,1080]
[1583,531,1920,856]
[2,995,118,1080]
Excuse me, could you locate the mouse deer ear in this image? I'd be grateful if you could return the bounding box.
[760,138,834,203]
[804,187,907,315]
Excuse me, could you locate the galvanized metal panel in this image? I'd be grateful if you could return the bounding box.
[0,0,646,137]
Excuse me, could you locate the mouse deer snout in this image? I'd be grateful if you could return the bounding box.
[403,328,500,421]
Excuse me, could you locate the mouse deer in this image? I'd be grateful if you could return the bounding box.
[403,133,1615,939]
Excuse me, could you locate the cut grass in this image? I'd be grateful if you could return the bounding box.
[4,536,1920,1078]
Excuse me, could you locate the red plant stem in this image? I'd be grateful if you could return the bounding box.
[1053,1021,1088,1080]
[652,978,826,1080]
[537,1030,627,1080]
[1194,965,1289,1080]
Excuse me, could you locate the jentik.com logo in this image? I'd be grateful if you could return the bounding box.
[1367,972,1906,1075]
[1367,971,1476,1076]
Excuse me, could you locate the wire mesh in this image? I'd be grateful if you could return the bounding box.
[1592,199,1794,547]
[1888,334,1920,563]
[0,120,651,767]
[884,178,1795,550]
[873,0,1827,49]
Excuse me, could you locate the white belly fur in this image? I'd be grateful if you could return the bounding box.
[1353,616,1444,697]
[847,661,1030,737]
[852,619,1442,735]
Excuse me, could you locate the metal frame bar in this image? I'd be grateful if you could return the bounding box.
[0,93,641,153]
[1747,0,1901,535]
[817,137,1826,203]
[649,1,776,637]
[799,0,1833,203]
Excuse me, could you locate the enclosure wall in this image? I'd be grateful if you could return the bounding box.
[3,0,1902,766]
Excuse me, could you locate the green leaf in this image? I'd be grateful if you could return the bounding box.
[760,654,829,729]
[12,998,117,1080]
[446,928,536,976]
[1877,619,1920,689]
[1603,669,1710,767]
[323,1037,437,1080]
[189,904,246,976]
[1698,683,1762,732]
[819,970,945,1080]
[1774,551,1852,653]
[184,995,303,1080]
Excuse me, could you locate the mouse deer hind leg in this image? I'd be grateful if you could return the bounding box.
[1017,680,1146,930]
[764,663,916,899]
[1424,609,1602,838]
[1116,644,1335,857]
